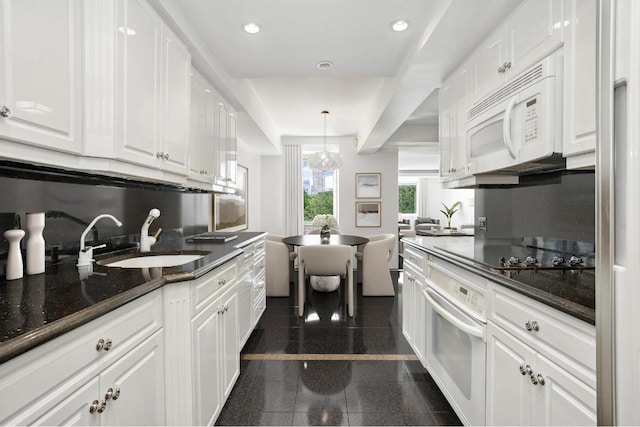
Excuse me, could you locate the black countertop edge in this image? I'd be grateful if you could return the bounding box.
[402,240,595,325]
[0,277,165,365]
[0,231,267,365]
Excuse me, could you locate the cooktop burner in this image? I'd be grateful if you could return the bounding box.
[435,237,595,272]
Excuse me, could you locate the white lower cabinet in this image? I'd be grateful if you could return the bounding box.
[486,285,596,426]
[486,322,596,426]
[0,290,164,426]
[401,245,428,364]
[191,285,237,426]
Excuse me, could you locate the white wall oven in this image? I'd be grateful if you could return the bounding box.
[423,260,487,426]
[466,54,563,175]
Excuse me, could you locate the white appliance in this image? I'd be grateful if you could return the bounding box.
[597,0,640,424]
[465,54,563,175]
[423,262,486,426]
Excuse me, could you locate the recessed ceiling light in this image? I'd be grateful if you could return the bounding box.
[316,61,334,70]
[242,22,261,34]
[391,19,410,32]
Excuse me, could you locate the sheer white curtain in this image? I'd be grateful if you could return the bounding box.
[416,177,430,217]
[283,143,303,236]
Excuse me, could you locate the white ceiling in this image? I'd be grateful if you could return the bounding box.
[162,0,523,161]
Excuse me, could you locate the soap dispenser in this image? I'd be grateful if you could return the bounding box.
[4,228,25,280]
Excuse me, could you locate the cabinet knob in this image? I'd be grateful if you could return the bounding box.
[519,364,532,376]
[498,65,505,74]
[97,400,107,413]
[535,374,545,386]
[89,400,100,414]
[525,320,540,332]
[504,61,511,71]
[96,339,105,351]
[0,105,11,118]
[164,153,170,160]
[105,387,120,401]
[156,152,163,159]
[104,338,113,351]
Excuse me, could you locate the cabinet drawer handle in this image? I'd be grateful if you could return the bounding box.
[89,400,100,414]
[0,105,11,118]
[519,364,532,376]
[104,338,113,351]
[105,387,120,401]
[525,320,540,332]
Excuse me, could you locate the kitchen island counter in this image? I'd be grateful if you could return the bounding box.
[0,231,266,364]
[402,235,595,324]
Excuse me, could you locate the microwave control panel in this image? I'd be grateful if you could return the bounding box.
[525,97,539,143]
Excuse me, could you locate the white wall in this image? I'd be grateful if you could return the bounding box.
[236,139,264,232]
[420,177,475,228]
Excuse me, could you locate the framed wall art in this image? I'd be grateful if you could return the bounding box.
[355,172,381,198]
[356,201,381,227]
[213,164,248,232]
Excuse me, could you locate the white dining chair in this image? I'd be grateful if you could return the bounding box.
[265,234,297,296]
[297,244,354,317]
[356,234,396,296]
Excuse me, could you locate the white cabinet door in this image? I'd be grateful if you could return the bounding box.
[486,322,534,426]
[473,31,506,100]
[189,70,205,179]
[215,102,228,184]
[99,330,165,426]
[533,354,597,426]
[191,299,222,426]
[227,112,238,186]
[438,82,454,180]
[188,70,217,186]
[412,281,426,363]
[401,272,414,345]
[562,0,596,166]
[220,287,239,400]
[237,271,253,349]
[453,66,472,178]
[32,377,100,427]
[0,0,82,153]
[160,24,190,176]
[115,0,161,168]
[506,0,563,74]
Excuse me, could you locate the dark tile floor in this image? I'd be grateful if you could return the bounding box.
[216,272,462,426]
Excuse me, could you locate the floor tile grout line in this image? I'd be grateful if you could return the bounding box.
[241,353,418,361]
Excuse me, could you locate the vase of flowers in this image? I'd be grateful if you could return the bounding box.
[312,214,339,242]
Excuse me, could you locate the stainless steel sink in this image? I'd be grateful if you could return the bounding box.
[97,251,209,268]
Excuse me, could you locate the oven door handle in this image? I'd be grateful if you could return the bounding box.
[424,287,484,339]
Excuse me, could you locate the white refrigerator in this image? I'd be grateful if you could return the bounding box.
[597,0,640,424]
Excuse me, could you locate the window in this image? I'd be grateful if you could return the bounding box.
[398,184,416,214]
[302,158,335,221]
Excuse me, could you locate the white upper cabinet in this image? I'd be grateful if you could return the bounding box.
[562,0,596,168]
[188,69,217,187]
[114,0,190,176]
[0,0,82,153]
[160,24,190,175]
[115,0,161,167]
[472,0,563,101]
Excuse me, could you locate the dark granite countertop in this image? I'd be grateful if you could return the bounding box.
[402,236,595,325]
[0,231,266,364]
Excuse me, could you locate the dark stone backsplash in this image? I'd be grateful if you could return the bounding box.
[474,171,595,242]
[0,163,211,260]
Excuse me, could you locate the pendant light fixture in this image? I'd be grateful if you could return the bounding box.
[308,110,343,171]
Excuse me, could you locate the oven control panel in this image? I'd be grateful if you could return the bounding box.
[429,263,485,320]
[451,283,484,317]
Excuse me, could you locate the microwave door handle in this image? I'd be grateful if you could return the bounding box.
[502,95,519,159]
[424,287,484,339]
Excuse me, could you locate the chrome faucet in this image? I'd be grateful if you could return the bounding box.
[140,208,161,252]
[77,214,122,267]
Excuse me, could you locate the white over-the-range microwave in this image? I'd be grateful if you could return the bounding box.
[466,54,563,175]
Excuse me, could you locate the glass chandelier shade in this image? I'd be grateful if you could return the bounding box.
[308,110,343,171]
